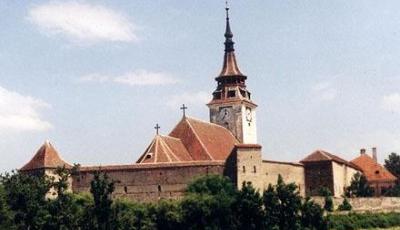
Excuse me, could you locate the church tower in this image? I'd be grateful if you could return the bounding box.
[208,6,257,144]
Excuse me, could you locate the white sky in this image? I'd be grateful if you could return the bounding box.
[1,0,400,172]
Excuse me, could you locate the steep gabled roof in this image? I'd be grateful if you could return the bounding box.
[351,154,397,183]
[136,135,192,163]
[301,149,359,170]
[169,116,238,161]
[20,141,71,171]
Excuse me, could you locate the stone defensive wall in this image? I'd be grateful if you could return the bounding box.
[313,197,400,213]
[262,160,305,196]
[72,161,225,202]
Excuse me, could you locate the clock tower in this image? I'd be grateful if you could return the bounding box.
[208,6,257,144]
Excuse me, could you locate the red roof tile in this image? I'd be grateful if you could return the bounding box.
[351,154,397,183]
[169,117,238,161]
[301,149,359,170]
[136,135,192,163]
[20,141,71,171]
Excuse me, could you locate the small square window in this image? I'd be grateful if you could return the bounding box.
[228,90,236,98]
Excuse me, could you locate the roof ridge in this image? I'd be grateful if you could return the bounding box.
[137,137,157,163]
[185,116,228,128]
[185,116,239,143]
[44,141,71,167]
[185,118,215,160]
[160,138,179,162]
[159,138,174,162]
[159,135,181,141]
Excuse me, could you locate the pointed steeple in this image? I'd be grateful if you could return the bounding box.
[218,3,244,77]
[20,141,71,171]
[224,4,234,52]
[136,135,192,163]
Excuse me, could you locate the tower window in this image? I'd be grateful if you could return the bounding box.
[240,89,246,97]
[242,166,246,173]
[228,90,236,98]
[124,186,128,193]
[253,166,257,173]
[158,185,162,192]
[213,92,221,100]
[248,92,251,99]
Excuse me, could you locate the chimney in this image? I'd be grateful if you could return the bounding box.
[372,147,377,162]
[360,148,366,155]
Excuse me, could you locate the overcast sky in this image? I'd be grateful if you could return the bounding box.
[1,0,400,172]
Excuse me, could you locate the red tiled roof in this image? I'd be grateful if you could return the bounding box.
[136,135,192,163]
[169,116,238,161]
[301,149,359,170]
[20,141,71,171]
[351,154,397,183]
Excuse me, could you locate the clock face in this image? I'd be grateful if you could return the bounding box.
[217,107,232,122]
[245,107,252,122]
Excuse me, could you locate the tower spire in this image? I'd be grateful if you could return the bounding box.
[224,1,234,52]
[218,2,243,77]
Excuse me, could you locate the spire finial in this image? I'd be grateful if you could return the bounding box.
[224,0,234,52]
[225,0,229,19]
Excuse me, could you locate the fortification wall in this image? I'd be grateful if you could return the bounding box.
[262,160,305,196]
[332,162,359,197]
[313,197,400,212]
[72,162,225,202]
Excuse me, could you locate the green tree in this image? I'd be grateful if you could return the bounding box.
[263,184,280,229]
[385,152,400,180]
[263,175,327,230]
[0,184,13,229]
[1,171,51,229]
[300,197,327,230]
[186,174,237,196]
[89,171,115,230]
[345,172,374,197]
[44,167,82,230]
[337,198,352,211]
[111,199,154,230]
[319,187,333,212]
[263,175,302,230]
[181,175,237,230]
[149,200,181,230]
[233,182,265,230]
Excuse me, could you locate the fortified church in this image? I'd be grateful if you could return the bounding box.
[20,7,396,201]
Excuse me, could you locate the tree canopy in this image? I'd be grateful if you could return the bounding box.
[345,172,374,197]
[0,171,328,230]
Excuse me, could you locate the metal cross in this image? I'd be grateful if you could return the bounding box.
[180,104,188,117]
[154,123,160,135]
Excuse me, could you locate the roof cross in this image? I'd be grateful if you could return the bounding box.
[154,123,160,135]
[180,104,188,117]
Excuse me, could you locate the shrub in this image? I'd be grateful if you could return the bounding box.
[345,172,374,197]
[319,187,333,212]
[337,198,352,211]
[328,212,400,230]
